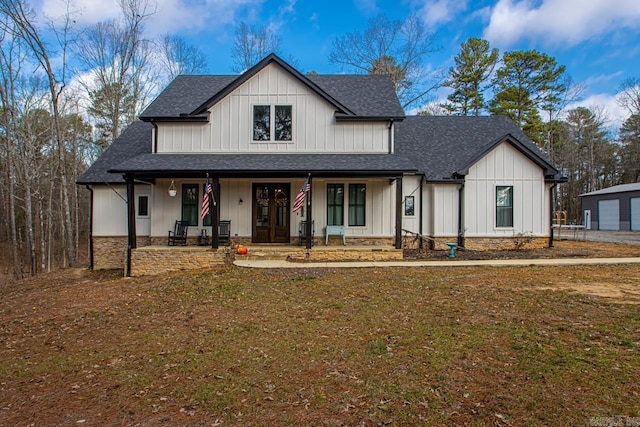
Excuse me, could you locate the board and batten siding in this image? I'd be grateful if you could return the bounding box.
[401,175,432,236]
[465,142,550,236]
[312,179,396,237]
[430,184,459,237]
[94,185,155,237]
[93,186,128,236]
[156,63,390,154]
[139,179,395,238]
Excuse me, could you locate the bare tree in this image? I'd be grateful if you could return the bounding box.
[554,106,617,221]
[0,20,23,278]
[157,34,208,81]
[329,14,441,110]
[0,0,77,267]
[75,0,154,144]
[231,22,281,73]
[617,77,640,116]
[619,113,640,183]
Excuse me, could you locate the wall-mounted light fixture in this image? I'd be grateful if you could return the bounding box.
[168,180,177,197]
[239,198,244,205]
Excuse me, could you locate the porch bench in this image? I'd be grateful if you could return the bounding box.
[325,225,346,246]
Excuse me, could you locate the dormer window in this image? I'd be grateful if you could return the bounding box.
[253,105,292,141]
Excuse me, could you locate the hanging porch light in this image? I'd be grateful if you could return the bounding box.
[168,180,177,197]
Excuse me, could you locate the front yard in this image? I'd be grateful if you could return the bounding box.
[1,243,639,425]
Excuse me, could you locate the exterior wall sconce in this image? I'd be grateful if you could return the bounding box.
[168,180,177,197]
[239,198,244,205]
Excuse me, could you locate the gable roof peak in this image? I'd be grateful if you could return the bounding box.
[140,53,405,121]
[190,53,355,116]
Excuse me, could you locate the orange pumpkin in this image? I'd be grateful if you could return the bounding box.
[237,246,248,255]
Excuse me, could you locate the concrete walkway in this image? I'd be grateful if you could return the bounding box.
[234,257,640,269]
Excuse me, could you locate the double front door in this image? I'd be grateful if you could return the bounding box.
[252,183,291,243]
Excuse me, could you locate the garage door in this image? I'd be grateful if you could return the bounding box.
[632,198,640,231]
[598,199,619,230]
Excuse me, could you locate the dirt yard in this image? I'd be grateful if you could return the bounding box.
[1,240,639,426]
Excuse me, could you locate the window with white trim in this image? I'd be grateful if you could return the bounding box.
[137,195,149,217]
[496,186,513,228]
[404,195,414,216]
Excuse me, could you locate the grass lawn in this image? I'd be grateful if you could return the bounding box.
[1,263,639,426]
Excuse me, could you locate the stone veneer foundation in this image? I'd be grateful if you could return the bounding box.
[93,236,128,270]
[130,246,232,277]
[427,236,549,251]
[93,234,547,276]
[401,235,549,251]
[463,236,548,251]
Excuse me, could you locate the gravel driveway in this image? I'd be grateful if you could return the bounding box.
[556,229,640,244]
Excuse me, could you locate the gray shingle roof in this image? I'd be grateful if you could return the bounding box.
[77,54,561,186]
[139,75,236,118]
[78,115,563,185]
[77,121,153,184]
[395,115,559,181]
[109,153,417,176]
[307,75,404,117]
[139,54,404,120]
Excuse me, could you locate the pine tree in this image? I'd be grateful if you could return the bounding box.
[443,38,498,116]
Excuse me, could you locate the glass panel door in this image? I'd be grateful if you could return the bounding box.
[252,183,290,243]
[273,185,289,242]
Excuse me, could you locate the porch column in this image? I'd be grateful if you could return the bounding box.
[212,177,220,249]
[458,182,465,247]
[549,183,556,248]
[395,176,402,249]
[125,174,136,277]
[306,175,313,250]
[125,174,137,250]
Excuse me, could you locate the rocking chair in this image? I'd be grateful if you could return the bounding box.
[168,220,188,246]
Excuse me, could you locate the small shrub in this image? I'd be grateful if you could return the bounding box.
[514,231,535,251]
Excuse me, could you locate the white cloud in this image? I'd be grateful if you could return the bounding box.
[38,0,258,37]
[40,0,121,25]
[483,0,640,48]
[418,0,468,27]
[265,0,297,34]
[146,0,258,37]
[566,93,628,130]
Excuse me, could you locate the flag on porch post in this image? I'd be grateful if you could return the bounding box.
[292,176,310,213]
[201,176,213,219]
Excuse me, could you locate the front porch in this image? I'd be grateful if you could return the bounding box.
[129,244,403,276]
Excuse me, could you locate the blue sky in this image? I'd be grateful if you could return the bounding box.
[40,0,640,127]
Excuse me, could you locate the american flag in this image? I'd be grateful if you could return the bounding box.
[201,177,213,219]
[292,177,310,212]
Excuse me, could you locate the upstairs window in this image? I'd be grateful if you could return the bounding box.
[253,105,270,141]
[253,104,292,141]
[275,105,292,141]
[496,186,513,228]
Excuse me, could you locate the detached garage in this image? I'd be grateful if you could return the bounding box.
[580,183,640,231]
